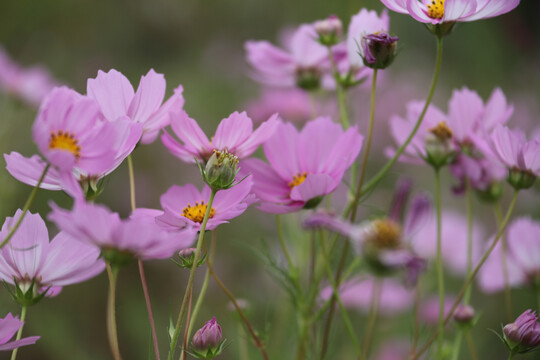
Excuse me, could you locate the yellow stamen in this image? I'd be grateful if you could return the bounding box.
[370,219,402,249]
[182,201,216,223]
[48,130,81,158]
[429,121,453,141]
[288,172,307,188]
[427,0,445,19]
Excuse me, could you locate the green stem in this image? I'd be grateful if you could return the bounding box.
[450,331,463,360]
[326,47,349,129]
[358,36,444,199]
[106,262,122,360]
[411,282,421,355]
[361,279,382,360]
[276,215,296,271]
[1,164,50,249]
[350,68,378,220]
[434,168,445,356]
[128,155,160,360]
[464,178,474,305]
[495,202,512,320]
[465,329,479,360]
[10,306,27,360]
[169,189,217,360]
[412,190,519,359]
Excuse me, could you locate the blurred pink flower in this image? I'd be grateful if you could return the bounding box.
[504,309,540,348]
[154,177,255,231]
[87,69,184,144]
[0,46,59,106]
[242,117,363,213]
[320,276,415,314]
[489,125,540,176]
[244,88,313,123]
[0,313,39,351]
[0,209,105,297]
[49,202,196,261]
[162,110,280,163]
[380,0,520,25]
[478,218,540,293]
[420,295,456,325]
[373,341,410,360]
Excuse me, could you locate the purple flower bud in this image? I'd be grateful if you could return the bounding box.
[453,304,475,324]
[362,32,398,69]
[178,248,196,258]
[504,310,540,348]
[314,15,343,46]
[192,317,223,351]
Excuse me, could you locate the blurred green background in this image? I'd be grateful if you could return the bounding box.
[0,0,539,359]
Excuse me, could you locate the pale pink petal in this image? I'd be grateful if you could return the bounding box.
[442,0,477,22]
[263,122,300,180]
[289,173,334,201]
[127,69,166,124]
[461,0,521,22]
[234,113,281,158]
[4,153,63,190]
[212,111,254,151]
[87,69,134,121]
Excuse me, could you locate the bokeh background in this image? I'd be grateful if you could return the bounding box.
[0,0,539,359]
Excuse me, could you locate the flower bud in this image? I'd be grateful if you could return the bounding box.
[508,169,536,191]
[198,150,239,190]
[295,67,321,91]
[453,304,475,325]
[173,248,206,269]
[191,317,225,359]
[475,181,503,203]
[314,15,343,46]
[362,32,399,69]
[424,121,456,169]
[503,310,540,353]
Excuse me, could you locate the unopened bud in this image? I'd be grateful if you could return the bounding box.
[199,150,239,190]
[508,168,536,191]
[191,317,226,359]
[296,67,321,91]
[503,310,540,351]
[314,15,343,46]
[173,247,206,269]
[453,304,475,325]
[425,122,456,169]
[362,32,399,69]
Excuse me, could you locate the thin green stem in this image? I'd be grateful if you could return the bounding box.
[128,155,160,360]
[464,178,474,305]
[207,253,269,360]
[1,164,50,249]
[450,331,463,360]
[495,202,512,320]
[358,36,444,199]
[276,215,295,271]
[434,168,445,356]
[169,190,217,360]
[361,278,382,360]
[465,329,479,360]
[411,282,421,355]
[106,262,122,360]
[412,190,519,359]
[237,322,250,360]
[350,68,378,220]
[326,47,349,129]
[10,306,27,360]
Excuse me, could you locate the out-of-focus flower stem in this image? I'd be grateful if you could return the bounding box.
[0,164,50,249]
[106,262,122,360]
[128,155,161,360]
[207,248,269,360]
[276,215,296,274]
[465,329,479,360]
[10,305,27,360]
[411,190,519,360]
[434,168,445,357]
[169,189,217,360]
[361,278,382,360]
[494,201,512,321]
[357,36,444,199]
[465,178,474,304]
[326,47,349,129]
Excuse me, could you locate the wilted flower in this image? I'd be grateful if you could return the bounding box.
[49,202,197,266]
[503,310,540,352]
[0,209,105,305]
[162,110,279,163]
[191,317,225,359]
[87,69,185,144]
[0,313,39,351]
[242,117,362,213]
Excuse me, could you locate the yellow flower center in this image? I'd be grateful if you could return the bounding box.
[49,130,81,158]
[182,201,216,223]
[288,172,307,188]
[429,121,453,141]
[370,219,402,249]
[427,0,445,19]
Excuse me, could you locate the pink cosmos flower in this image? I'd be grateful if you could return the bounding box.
[161,110,280,163]
[49,202,197,261]
[489,125,540,176]
[242,117,363,213]
[244,88,313,123]
[0,209,105,297]
[245,23,336,90]
[87,69,185,144]
[420,295,457,325]
[478,218,540,294]
[0,313,39,351]
[320,276,415,314]
[503,310,540,348]
[0,46,59,106]
[411,210,483,276]
[380,0,520,25]
[152,177,255,231]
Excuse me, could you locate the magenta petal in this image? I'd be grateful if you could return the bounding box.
[380,0,409,13]
[241,158,290,203]
[142,85,185,144]
[87,69,134,121]
[234,113,281,158]
[263,122,300,180]
[0,314,22,344]
[0,336,40,351]
[212,111,253,152]
[448,87,483,142]
[406,1,435,23]
[167,110,212,160]
[127,69,166,124]
[290,173,333,201]
[4,152,63,190]
[490,125,522,168]
[297,117,344,172]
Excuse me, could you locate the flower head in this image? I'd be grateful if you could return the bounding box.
[380,0,520,25]
[87,69,185,144]
[362,32,399,69]
[242,117,363,213]
[162,110,280,163]
[314,15,343,46]
[49,202,197,266]
[0,209,105,304]
[191,317,225,359]
[0,313,39,351]
[503,310,540,351]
